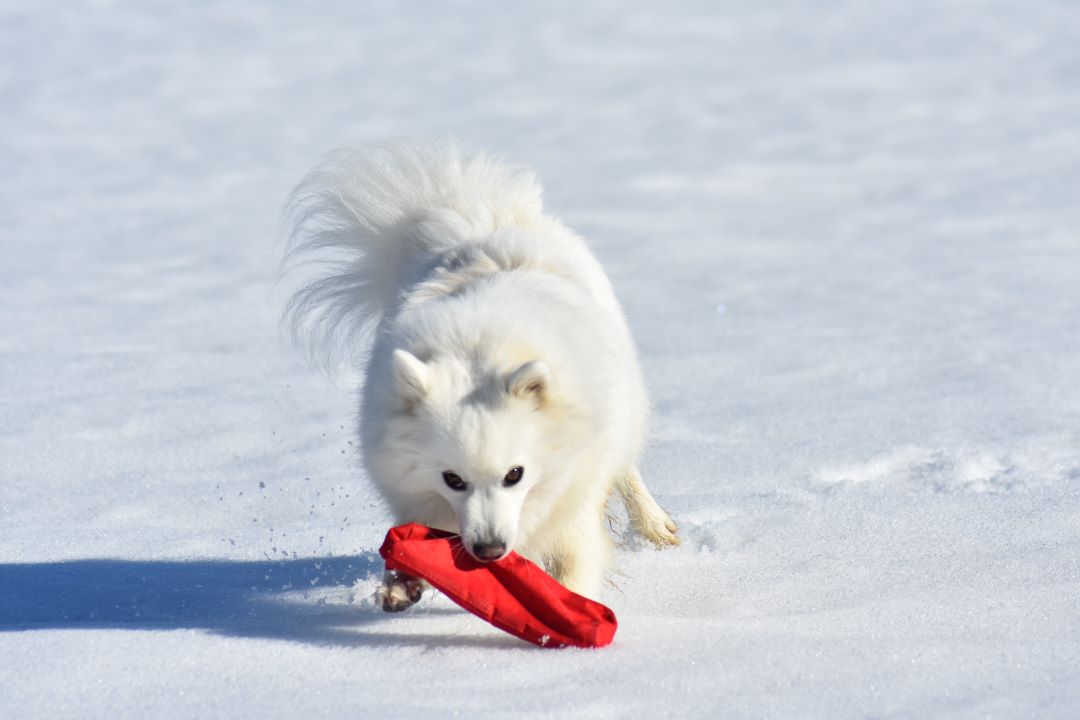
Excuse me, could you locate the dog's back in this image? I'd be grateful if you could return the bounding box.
[282,142,620,362]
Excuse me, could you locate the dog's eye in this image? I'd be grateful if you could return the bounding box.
[503,466,524,487]
[442,471,467,491]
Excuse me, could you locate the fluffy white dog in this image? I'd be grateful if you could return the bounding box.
[282,142,678,610]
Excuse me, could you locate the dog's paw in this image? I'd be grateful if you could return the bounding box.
[375,572,425,612]
[645,515,681,548]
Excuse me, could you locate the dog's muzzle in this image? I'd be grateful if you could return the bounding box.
[471,541,507,561]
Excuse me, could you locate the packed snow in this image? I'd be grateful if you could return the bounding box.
[3,1,1079,717]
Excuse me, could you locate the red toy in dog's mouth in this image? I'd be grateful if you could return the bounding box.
[379,523,617,648]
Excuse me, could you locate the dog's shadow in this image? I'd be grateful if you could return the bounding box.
[0,553,523,649]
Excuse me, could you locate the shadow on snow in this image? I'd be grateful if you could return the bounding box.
[0,553,523,649]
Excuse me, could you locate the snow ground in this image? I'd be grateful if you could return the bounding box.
[2,0,1080,717]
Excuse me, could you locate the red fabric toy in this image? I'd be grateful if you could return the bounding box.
[379,523,617,648]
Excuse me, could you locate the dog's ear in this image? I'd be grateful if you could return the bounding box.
[505,360,550,406]
[392,349,429,409]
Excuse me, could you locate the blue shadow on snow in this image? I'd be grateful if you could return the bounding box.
[0,553,522,649]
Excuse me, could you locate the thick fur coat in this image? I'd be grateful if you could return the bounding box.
[282,142,677,608]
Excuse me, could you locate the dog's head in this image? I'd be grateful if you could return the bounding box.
[381,348,560,562]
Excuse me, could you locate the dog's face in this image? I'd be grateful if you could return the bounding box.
[386,348,553,561]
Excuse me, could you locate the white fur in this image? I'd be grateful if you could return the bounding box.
[282,141,678,606]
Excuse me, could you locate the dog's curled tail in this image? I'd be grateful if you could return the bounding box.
[616,470,680,547]
[279,140,545,371]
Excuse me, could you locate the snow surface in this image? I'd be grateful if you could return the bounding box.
[3,0,1080,717]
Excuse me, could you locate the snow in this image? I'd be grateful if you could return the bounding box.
[3,0,1080,717]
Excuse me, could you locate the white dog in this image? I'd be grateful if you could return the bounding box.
[282,142,678,610]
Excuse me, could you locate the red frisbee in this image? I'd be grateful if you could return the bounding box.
[378,523,617,648]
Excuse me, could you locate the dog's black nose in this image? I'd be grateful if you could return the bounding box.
[472,542,507,561]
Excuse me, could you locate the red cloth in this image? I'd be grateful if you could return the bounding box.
[379,523,617,648]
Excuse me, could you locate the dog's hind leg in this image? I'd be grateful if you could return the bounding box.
[616,467,679,547]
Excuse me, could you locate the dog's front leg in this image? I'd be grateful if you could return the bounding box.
[375,568,427,612]
[549,517,612,602]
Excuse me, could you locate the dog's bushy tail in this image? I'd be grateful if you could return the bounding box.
[280,140,545,371]
[616,470,680,547]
